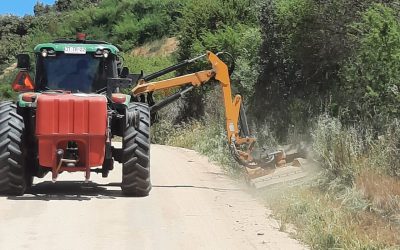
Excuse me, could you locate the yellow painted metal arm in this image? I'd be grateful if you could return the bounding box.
[131,51,256,157]
[130,51,284,174]
[132,70,214,96]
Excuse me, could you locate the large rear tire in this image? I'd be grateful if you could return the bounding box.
[0,102,27,196]
[121,102,151,197]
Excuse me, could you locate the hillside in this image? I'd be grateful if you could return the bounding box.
[0,0,399,249]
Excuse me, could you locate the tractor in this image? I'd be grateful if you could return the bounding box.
[0,32,295,197]
[0,32,152,196]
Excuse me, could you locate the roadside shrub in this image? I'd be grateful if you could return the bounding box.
[312,114,400,183]
[174,0,260,121]
[341,3,400,129]
[312,115,363,184]
[367,119,400,177]
[189,25,262,101]
[254,0,399,140]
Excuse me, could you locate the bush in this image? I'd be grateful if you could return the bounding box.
[312,115,363,183]
[253,1,400,140]
[254,0,365,139]
[341,3,400,129]
[174,0,261,121]
[189,25,262,99]
[312,114,400,183]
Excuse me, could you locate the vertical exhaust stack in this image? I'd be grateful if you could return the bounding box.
[76,28,87,42]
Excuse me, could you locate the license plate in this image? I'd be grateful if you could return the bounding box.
[64,47,86,54]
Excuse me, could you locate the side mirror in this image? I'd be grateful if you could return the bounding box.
[120,67,129,78]
[106,78,132,97]
[16,54,30,69]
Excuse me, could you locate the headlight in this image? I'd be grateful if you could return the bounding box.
[103,50,110,58]
[41,49,48,58]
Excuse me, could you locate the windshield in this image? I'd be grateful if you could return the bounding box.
[36,53,115,93]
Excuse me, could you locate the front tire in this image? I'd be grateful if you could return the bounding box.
[121,102,151,197]
[0,102,27,196]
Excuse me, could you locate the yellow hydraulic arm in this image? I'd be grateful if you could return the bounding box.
[132,51,263,168]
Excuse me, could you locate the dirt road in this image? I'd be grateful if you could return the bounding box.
[0,145,305,250]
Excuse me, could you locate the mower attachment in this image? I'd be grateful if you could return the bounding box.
[131,51,307,185]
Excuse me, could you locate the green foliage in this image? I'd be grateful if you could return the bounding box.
[55,0,100,12]
[174,0,261,120]
[113,14,141,48]
[190,25,262,99]
[312,115,363,183]
[71,0,185,48]
[0,70,18,100]
[341,3,400,125]
[114,12,171,50]
[0,15,34,69]
[151,115,240,173]
[274,0,314,28]
[254,1,400,139]
[176,0,259,60]
[34,2,52,16]
[123,53,174,79]
[367,119,400,177]
[255,0,357,139]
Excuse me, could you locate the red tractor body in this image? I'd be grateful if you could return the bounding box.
[36,93,107,179]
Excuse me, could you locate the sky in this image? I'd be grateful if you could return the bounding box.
[0,0,56,16]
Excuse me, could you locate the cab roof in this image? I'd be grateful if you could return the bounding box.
[34,40,120,54]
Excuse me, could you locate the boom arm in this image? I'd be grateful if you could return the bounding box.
[131,51,258,166]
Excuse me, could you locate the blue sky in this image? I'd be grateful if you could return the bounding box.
[0,0,56,16]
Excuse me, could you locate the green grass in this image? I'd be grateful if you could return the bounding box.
[0,70,18,101]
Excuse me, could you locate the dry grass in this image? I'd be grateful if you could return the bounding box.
[131,37,178,57]
[356,170,400,218]
[353,210,400,247]
[261,186,400,249]
[256,115,400,249]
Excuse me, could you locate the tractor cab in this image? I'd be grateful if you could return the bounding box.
[34,40,119,93]
[14,32,121,94]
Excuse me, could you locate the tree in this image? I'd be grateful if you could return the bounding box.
[34,2,51,16]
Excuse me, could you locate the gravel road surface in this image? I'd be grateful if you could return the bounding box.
[0,145,306,250]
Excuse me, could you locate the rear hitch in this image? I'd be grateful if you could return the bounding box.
[52,149,80,183]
